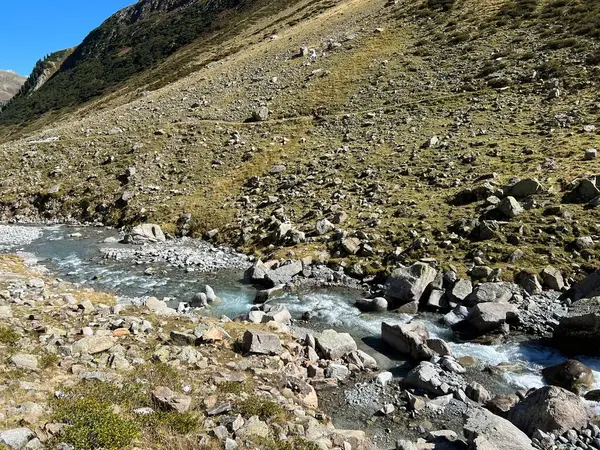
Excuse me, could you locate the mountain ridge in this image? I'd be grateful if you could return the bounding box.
[0,70,26,105]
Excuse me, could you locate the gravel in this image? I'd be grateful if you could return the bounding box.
[0,225,42,249]
[100,237,250,272]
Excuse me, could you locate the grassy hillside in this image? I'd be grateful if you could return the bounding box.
[0,0,599,281]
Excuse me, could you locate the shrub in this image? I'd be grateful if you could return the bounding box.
[39,353,60,369]
[53,398,140,449]
[0,326,19,345]
[236,398,283,421]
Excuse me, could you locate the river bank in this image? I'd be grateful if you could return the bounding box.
[2,223,600,449]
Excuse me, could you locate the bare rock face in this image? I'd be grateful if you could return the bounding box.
[464,407,535,450]
[542,360,594,394]
[508,386,592,436]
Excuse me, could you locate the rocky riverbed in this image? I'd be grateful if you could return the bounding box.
[1,223,600,450]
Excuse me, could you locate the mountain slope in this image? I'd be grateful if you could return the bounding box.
[0,0,599,282]
[0,70,25,105]
[0,0,308,127]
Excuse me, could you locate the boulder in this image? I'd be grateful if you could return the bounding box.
[265,260,302,287]
[571,271,600,301]
[384,262,438,308]
[553,297,600,355]
[507,178,543,198]
[72,336,116,355]
[355,297,388,313]
[241,330,283,355]
[465,282,514,305]
[315,219,335,235]
[464,407,535,450]
[10,354,39,371]
[254,285,286,304]
[403,361,463,396]
[129,223,166,242]
[465,381,491,404]
[542,360,594,394]
[449,279,473,303]
[0,428,35,450]
[540,266,565,291]
[515,271,542,295]
[496,196,523,218]
[316,329,357,360]
[465,302,519,334]
[486,394,520,418]
[152,386,192,413]
[508,386,592,436]
[564,179,600,203]
[252,106,269,122]
[382,322,449,360]
[246,260,270,284]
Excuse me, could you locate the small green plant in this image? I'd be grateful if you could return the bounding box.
[142,411,200,434]
[39,353,61,369]
[53,398,140,449]
[217,380,252,395]
[0,326,19,345]
[236,398,283,421]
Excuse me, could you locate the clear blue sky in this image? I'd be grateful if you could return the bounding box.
[0,1,135,76]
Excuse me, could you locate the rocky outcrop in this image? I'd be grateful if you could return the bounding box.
[464,407,535,450]
[508,386,592,436]
[542,360,594,394]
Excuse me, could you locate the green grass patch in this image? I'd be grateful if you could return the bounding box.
[0,326,19,345]
[52,397,141,450]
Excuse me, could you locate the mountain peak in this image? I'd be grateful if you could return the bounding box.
[0,70,26,105]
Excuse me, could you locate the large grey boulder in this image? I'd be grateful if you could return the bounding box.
[10,354,39,371]
[540,266,565,291]
[571,270,600,301]
[465,282,514,305]
[464,408,535,450]
[316,329,357,360]
[384,262,437,308]
[72,336,116,355]
[507,178,543,198]
[465,302,519,334]
[0,428,35,450]
[129,223,166,242]
[496,196,523,218]
[241,330,283,355]
[508,386,592,436]
[449,279,473,303]
[265,260,303,287]
[381,322,449,360]
[542,360,595,394]
[553,297,600,356]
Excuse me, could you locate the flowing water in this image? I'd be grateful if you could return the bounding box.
[3,224,600,398]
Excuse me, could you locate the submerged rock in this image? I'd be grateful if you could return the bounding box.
[542,360,594,394]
